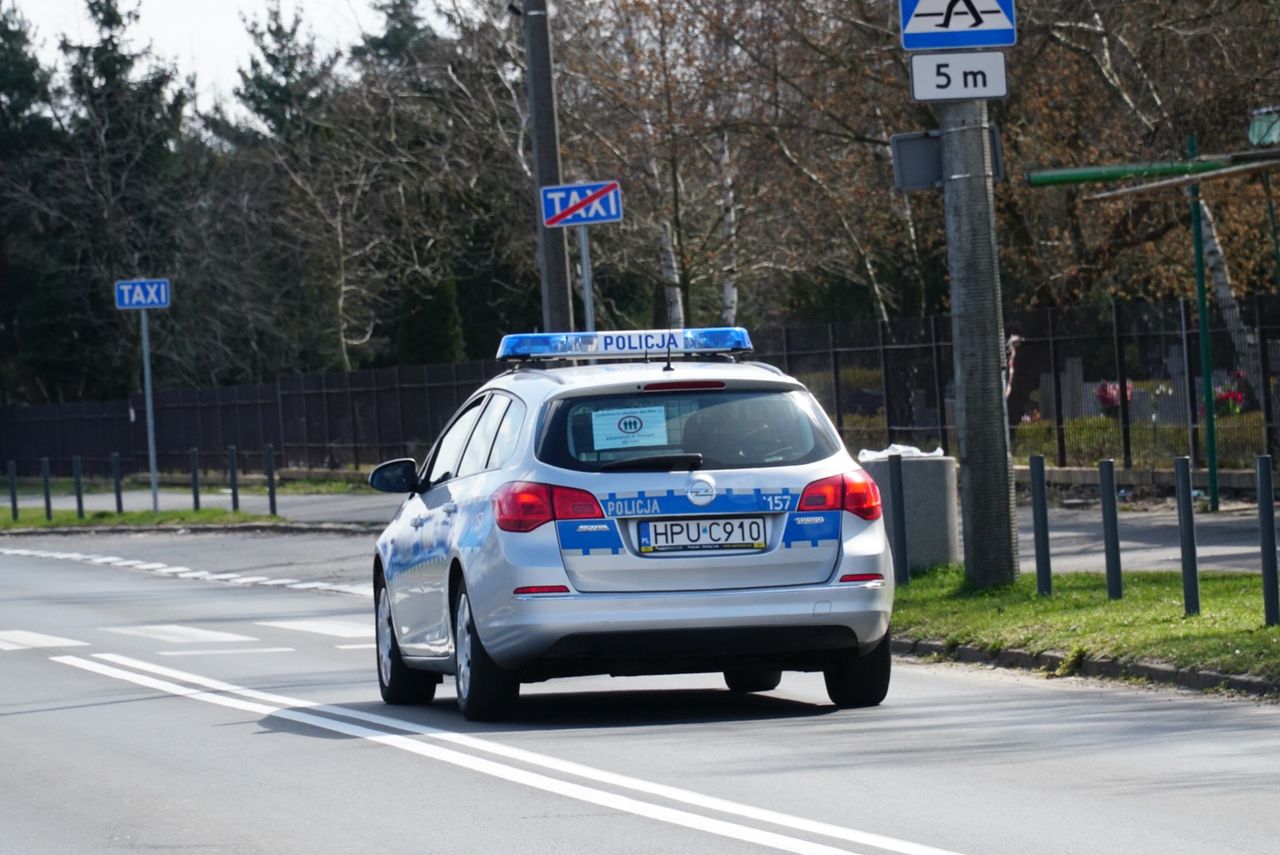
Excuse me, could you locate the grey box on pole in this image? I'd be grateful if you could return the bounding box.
[861,456,959,572]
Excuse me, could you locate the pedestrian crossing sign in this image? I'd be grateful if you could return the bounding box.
[900,0,1017,51]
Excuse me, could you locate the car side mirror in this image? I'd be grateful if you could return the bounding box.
[368,458,420,494]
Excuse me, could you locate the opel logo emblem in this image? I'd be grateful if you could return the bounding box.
[687,474,716,507]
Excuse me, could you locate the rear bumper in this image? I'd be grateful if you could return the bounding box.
[478,581,892,675]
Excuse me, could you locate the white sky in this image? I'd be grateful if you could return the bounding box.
[12,0,387,112]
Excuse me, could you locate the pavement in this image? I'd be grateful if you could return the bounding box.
[3,544,1279,855]
[11,487,1280,573]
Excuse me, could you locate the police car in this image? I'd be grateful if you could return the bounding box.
[367,328,893,720]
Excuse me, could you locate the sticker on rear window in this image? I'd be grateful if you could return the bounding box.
[591,406,668,450]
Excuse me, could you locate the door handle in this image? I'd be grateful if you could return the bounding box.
[442,503,459,515]
[410,515,427,529]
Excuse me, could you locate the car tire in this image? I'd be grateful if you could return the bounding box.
[454,584,519,721]
[823,630,891,708]
[375,570,438,705]
[723,668,782,693]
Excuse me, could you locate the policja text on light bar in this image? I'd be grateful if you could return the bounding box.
[496,328,753,360]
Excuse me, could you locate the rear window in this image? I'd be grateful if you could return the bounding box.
[536,389,841,472]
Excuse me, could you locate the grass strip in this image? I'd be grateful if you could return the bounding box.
[0,508,276,530]
[894,565,1280,683]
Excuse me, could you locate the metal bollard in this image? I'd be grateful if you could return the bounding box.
[72,455,84,520]
[227,446,239,513]
[888,453,908,585]
[7,460,16,521]
[40,457,51,521]
[1099,459,1122,599]
[111,452,123,514]
[1257,456,1279,627]
[1030,455,1052,596]
[1174,456,1201,616]
[264,444,278,517]
[190,447,200,511]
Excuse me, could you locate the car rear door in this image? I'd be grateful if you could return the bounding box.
[541,387,852,593]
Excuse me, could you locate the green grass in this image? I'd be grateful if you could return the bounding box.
[1012,411,1266,469]
[895,565,1280,682]
[240,478,367,496]
[0,508,277,530]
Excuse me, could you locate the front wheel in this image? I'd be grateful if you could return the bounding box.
[375,572,437,705]
[823,631,891,708]
[454,586,519,721]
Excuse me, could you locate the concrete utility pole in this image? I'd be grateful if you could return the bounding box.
[520,0,573,332]
[939,100,1019,586]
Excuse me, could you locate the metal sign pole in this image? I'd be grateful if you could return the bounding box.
[578,224,596,332]
[140,308,159,512]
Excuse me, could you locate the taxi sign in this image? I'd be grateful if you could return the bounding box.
[540,181,623,228]
[114,278,171,310]
[497,328,752,360]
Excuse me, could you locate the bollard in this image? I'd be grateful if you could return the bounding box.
[1257,456,1279,627]
[40,457,51,521]
[1174,456,1201,616]
[72,455,84,520]
[7,460,16,521]
[190,447,200,511]
[111,452,123,514]
[888,454,908,585]
[264,444,278,517]
[227,446,239,513]
[1030,455,1052,596]
[1099,459,1123,600]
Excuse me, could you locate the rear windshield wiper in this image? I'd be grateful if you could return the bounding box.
[598,453,703,472]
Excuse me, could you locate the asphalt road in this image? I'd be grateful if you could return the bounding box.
[15,486,1280,572]
[2,535,1278,855]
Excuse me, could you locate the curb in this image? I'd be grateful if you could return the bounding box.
[0,522,381,537]
[892,638,1280,699]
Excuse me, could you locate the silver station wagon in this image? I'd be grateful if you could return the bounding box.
[368,328,894,720]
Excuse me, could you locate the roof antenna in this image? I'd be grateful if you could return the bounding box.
[663,337,675,372]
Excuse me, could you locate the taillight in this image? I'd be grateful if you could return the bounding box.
[839,573,884,584]
[494,482,553,532]
[843,469,882,521]
[551,485,605,520]
[494,482,604,532]
[798,471,882,521]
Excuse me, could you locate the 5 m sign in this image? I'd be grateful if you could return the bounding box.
[910,51,1007,102]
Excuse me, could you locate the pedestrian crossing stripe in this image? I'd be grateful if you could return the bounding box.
[0,630,89,651]
[900,0,1017,50]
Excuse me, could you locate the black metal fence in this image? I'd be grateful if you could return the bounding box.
[5,296,1280,476]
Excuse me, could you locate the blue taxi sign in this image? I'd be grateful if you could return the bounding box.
[114,278,171,310]
[497,328,753,360]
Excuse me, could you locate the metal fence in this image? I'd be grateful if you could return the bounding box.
[4,296,1280,476]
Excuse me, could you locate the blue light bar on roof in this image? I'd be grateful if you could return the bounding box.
[496,328,753,360]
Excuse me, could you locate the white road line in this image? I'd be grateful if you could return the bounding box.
[176,570,212,579]
[91,556,125,564]
[229,576,270,585]
[329,584,372,598]
[204,573,241,581]
[334,643,376,650]
[152,566,192,575]
[110,559,144,567]
[90,654,965,855]
[105,625,258,644]
[134,562,169,571]
[0,630,89,650]
[56,655,881,855]
[257,616,371,637]
[286,582,332,590]
[156,648,295,657]
[258,578,300,586]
